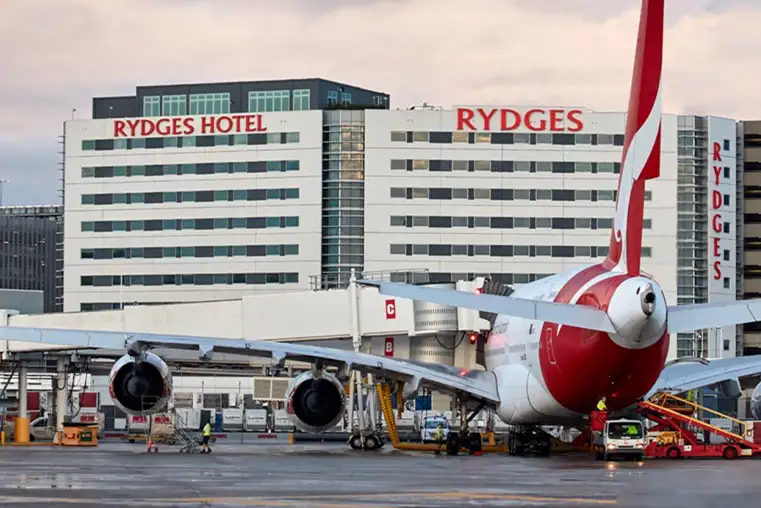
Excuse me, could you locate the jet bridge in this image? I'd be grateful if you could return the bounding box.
[0,278,489,369]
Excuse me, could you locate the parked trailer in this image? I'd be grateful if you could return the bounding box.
[272,409,294,432]
[244,409,268,432]
[222,408,243,431]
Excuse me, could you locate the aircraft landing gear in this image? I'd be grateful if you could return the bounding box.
[348,431,384,451]
[508,427,552,457]
[442,399,486,456]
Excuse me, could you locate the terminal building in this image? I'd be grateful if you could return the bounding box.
[0,79,746,412]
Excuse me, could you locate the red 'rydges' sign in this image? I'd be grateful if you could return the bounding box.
[113,114,267,138]
[456,107,584,132]
[711,141,724,281]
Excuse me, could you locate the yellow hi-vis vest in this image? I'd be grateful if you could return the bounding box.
[203,423,211,436]
[596,399,607,411]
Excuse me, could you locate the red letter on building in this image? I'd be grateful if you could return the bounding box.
[456,108,476,131]
[500,109,521,130]
[182,117,195,135]
[713,237,721,257]
[155,118,171,136]
[200,116,215,134]
[712,214,723,233]
[713,261,722,280]
[549,109,565,131]
[139,119,156,136]
[477,108,497,131]
[113,120,127,137]
[713,190,723,209]
[216,116,233,134]
[713,142,722,161]
[566,109,584,132]
[713,166,722,185]
[524,109,547,131]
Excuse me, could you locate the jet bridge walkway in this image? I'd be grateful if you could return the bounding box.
[637,392,761,459]
[0,273,489,358]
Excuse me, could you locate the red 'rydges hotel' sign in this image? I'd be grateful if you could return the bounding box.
[113,113,267,138]
[456,107,584,132]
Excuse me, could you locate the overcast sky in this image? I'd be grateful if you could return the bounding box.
[1,0,760,206]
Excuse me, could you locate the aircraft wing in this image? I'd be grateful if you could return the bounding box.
[0,326,500,405]
[357,280,616,333]
[667,300,761,334]
[647,356,761,397]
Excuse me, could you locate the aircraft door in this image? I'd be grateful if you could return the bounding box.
[545,327,556,365]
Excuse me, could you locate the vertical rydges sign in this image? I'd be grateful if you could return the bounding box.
[706,117,738,358]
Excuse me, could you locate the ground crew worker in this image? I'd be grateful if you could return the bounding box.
[201,421,212,454]
[627,424,639,436]
[433,423,445,455]
[596,397,607,412]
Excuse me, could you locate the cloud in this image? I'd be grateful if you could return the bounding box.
[1,0,761,204]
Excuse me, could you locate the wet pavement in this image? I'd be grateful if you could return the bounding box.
[0,442,758,507]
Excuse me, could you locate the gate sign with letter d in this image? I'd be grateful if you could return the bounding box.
[384,337,394,357]
[385,299,396,319]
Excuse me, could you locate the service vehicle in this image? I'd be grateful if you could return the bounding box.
[420,416,450,444]
[593,418,646,461]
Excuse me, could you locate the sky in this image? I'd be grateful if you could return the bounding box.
[1,0,760,206]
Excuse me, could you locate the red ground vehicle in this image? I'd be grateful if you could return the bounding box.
[638,393,761,460]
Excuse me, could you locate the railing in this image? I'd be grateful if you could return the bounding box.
[308,269,431,291]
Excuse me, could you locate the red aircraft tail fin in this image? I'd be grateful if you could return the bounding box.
[605,0,664,276]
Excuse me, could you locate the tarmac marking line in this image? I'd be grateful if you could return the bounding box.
[0,490,617,506]
[438,491,618,504]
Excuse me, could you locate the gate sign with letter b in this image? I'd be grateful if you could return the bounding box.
[384,337,394,357]
[385,299,396,319]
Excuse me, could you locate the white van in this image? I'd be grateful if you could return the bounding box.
[420,416,450,444]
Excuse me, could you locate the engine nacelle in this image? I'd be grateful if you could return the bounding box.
[285,371,346,433]
[108,352,173,415]
[751,381,761,420]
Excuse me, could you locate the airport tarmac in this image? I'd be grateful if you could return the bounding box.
[0,442,758,507]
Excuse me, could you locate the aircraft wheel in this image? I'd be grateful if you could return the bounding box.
[349,435,363,450]
[723,446,738,460]
[446,432,460,456]
[364,435,380,451]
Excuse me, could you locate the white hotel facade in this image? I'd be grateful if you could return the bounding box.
[60,80,744,360]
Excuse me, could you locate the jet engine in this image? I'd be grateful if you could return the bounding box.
[285,371,346,433]
[108,352,173,415]
[751,381,761,420]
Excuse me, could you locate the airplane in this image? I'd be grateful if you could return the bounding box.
[1,0,761,456]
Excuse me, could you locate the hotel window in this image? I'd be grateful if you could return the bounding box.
[327,90,339,105]
[162,95,186,116]
[143,96,160,116]
[189,93,230,115]
[340,92,352,104]
[293,89,310,110]
[248,90,291,112]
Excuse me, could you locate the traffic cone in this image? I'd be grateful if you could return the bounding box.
[147,439,153,452]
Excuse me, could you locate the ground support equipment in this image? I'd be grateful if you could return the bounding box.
[375,383,507,455]
[638,393,761,460]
